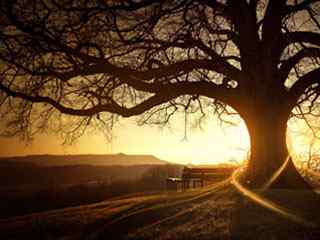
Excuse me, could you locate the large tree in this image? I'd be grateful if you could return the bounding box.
[0,0,319,188]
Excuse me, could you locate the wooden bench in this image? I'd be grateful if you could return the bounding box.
[181,166,235,190]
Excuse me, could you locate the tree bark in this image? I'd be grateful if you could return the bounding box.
[240,105,311,189]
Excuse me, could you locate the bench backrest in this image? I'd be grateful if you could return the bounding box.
[182,167,235,180]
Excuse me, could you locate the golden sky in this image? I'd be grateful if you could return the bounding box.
[0,111,316,165]
[0,114,252,165]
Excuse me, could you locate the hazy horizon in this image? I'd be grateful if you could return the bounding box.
[0,113,317,165]
[0,114,251,165]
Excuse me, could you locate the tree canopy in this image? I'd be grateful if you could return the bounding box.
[0,0,319,146]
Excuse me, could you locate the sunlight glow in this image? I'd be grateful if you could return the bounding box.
[100,114,250,165]
[0,113,251,165]
[0,110,318,167]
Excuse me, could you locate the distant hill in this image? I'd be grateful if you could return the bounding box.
[0,153,168,166]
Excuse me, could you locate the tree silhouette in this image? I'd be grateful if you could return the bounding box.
[0,0,319,188]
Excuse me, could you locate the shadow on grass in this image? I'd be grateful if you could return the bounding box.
[231,188,320,240]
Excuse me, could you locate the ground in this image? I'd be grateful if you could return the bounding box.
[1,180,320,240]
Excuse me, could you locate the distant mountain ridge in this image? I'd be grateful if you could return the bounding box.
[0,153,168,166]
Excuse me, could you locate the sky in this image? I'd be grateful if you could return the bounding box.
[0,113,252,165]
[0,2,317,166]
[0,108,317,165]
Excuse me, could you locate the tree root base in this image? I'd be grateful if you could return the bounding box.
[244,158,313,190]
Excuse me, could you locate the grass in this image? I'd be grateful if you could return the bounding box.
[0,181,229,239]
[231,189,320,240]
[91,180,231,240]
[1,179,320,240]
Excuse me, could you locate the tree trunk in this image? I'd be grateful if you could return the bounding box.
[241,106,311,189]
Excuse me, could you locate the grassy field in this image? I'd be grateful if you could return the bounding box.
[1,179,320,240]
[0,181,230,239]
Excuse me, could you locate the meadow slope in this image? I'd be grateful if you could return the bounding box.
[1,180,320,240]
